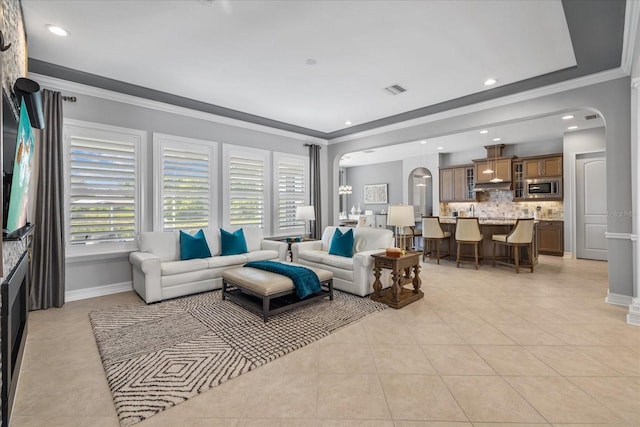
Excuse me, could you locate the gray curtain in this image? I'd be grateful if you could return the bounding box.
[308,144,322,239]
[30,89,65,310]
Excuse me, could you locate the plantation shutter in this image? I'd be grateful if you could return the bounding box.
[161,147,210,231]
[228,155,265,228]
[274,153,308,235]
[68,137,137,245]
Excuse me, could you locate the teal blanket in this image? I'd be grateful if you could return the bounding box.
[244,261,322,299]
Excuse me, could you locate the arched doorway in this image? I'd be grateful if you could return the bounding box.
[408,167,432,217]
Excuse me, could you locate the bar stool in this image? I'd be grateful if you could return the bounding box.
[422,216,451,264]
[455,217,483,269]
[492,218,535,273]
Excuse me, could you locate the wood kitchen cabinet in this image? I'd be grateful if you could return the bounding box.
[537,220,564,256]
[474,158,512,183]
[524,154,563,178]
[439,165,474,202]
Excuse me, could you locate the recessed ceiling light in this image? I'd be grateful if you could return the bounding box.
[479,130,488,134]
[422,174,431,179]
[484,78,497,86]
[363,149,375,154]
[437,146,444,150]
[344,120,352,126]
[305,58,317,65]
[568,125,578,130]
[493,137,501,142]
[562,115,574,120]
[420,140,427,144]
[46,25,68,36]
[416,183,426,187]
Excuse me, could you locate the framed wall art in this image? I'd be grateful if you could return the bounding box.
[363,183,388,204]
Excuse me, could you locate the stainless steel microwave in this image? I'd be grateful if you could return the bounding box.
[525,178,562,199]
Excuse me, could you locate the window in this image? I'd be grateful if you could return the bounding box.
[222,145,270,231]
[153,134,218,232]
[63,120,145,254]
[273,152,308,236]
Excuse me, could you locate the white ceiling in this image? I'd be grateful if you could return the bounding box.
[21,0,576,134]
[339,110,605,167]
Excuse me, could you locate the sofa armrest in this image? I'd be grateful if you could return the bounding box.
[352,249,385,270]
[129,252,162,303]
[291,240,323,262]
[261,239,288,260]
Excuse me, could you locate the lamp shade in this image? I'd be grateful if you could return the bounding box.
[387,205,414,227]
[295,205,316,221]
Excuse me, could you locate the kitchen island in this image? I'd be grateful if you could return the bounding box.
[437,217,539,265]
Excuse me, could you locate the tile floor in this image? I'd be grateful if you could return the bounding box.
[11,255,640,427]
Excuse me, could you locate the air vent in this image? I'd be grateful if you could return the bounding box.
[585,113,599,120]
[199,0,215,5]
[363,149,376,154]
[384,84,407,95]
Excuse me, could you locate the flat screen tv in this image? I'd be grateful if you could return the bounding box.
[4,98,35,236]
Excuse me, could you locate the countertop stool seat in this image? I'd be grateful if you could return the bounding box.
[492,218,535,273]
[455,217,483,270]
[422,216,451,264]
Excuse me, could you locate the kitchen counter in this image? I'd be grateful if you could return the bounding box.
[435,218,539,265]
[439,216,562,225]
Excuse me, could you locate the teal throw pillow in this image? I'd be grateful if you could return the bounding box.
[329,228,354,257]
[180,229,212,260]
[220,228,248,256]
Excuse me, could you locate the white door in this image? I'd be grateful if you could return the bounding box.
[576,152,607,260]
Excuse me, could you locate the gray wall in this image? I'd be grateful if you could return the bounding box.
[328,77,632,299]
[36,81,328,294]
[345,160,403,213]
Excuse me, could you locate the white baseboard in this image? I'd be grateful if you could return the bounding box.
[605,291,633,307]
[65,281,133,302]
[627,298,640,327]
[563,252,573,259]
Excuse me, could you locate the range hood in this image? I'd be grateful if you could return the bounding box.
[472,182,512,192]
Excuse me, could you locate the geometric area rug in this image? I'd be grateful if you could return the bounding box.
[89,290,387,426]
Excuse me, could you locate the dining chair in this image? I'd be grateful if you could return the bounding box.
[492,218,535,273]
[422,216,451,264]
[455,217,483,269]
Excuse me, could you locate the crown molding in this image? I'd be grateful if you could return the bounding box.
[329,67,628,145]
[29,73,329,146]
[621,0,640,75]
[632,77,640,89]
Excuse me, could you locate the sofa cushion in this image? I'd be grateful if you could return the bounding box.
[180,229,212,260]
[297,249,327,264]
[242,227,264,252]
[329,228,354,257]
[220,228,248,256]
[322,253,355,271]
[138,231,180,262]
[207,254,248,268]
[245,249,279,262]
[202,227,221,256]
[161,258,209,276]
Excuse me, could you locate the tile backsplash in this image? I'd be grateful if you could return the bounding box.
[440,190,563,219]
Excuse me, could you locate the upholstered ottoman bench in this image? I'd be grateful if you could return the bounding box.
[222,263,333,322]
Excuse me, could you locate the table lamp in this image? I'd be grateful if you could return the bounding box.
[387,205,414,249]
[296,205,315,237]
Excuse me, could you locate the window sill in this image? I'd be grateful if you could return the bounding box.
[65,248,136,264]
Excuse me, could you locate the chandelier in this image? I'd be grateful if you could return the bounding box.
[338,185,353,195]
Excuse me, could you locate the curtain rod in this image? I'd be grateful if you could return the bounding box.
[62,95,77,102]
[303,143,321,148]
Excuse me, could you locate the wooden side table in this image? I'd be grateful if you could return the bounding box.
[370,251,423,308]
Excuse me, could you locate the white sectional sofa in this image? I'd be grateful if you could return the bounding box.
[129,227,287,303]
[292,226,394,296]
